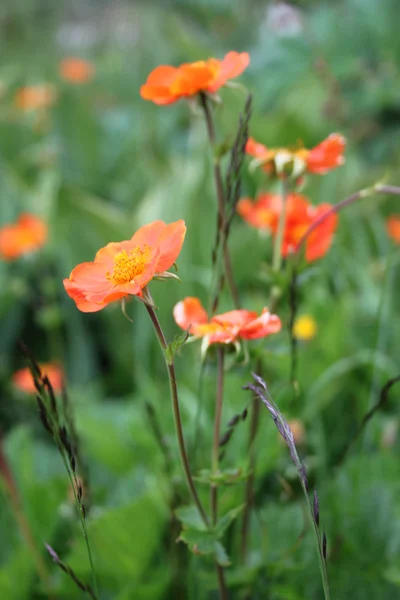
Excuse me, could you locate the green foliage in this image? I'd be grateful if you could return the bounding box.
[0,0,400,598]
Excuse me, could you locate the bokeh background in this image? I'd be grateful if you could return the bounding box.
[1,0,400,598]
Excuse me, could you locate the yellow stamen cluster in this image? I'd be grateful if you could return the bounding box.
[108,246,149,285]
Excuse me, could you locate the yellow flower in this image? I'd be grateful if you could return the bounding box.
[293,315,317,341]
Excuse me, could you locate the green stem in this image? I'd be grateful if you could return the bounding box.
[272,178,288,273]
[199,92,240,310]
[144,299,209,527]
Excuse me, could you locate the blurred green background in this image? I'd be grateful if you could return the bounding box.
[1,0,400,598]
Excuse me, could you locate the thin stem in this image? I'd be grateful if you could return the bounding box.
[293,183,400,256]
[240,395,260,562]
[144,300,209,527]
[272,178,288,272]
[210,347,228,599]
[199,92,240,310]
[211,347,225,523]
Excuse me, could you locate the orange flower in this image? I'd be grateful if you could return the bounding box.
[59,58,95,84]
[13,363,63,394]
[237,193,338,262]
[15,85,56,111]
[0,214,47,261]
[173,297,281,349]
[64,220,186,312]
[140,51,250,105]
[246,133,346,177]
[387,215,400,244]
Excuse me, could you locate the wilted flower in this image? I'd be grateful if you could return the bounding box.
[59,58,95,84]
[15,85,56,111]
[13,363,63,394]
[237,193,338,262]
[0,214,47,261]
[246,133,345,178]
[140,51,250,105]
[293,315,317,341]
[64,220,186,312]
[387,215,400,244]
[173,297,281,352]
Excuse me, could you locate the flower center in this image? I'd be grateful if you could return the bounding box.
[108,246,150,285]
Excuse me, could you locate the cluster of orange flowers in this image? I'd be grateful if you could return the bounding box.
[5,50,399,393]
[14,58,95,112]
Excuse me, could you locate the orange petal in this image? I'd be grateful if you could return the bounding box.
[13,363,64,394]
[245,137,269,159]
[59,58,95,84]
[305,204,338,262]
[208,51,250,92]
[129,221,167,249]
[140,65,180,104]
[63,278,108,312]
[213,309,256,329]
[0,213,47,260]
[155,220,186,272]
[173,297,208,332]
[239,309,282,340]
[387,215,400,244]
[307,133,346,174]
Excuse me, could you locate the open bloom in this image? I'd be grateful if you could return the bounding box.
[246,133,345,177]
[64,220,186,312]
[238,193,337,262]
[13,363,63,394]
[59,58,95,84]
[293,315,317,341]
[173,297,281,350]
[140,51,250,105]
[0,214,47,261]
[387,215,400,244]
[15,85,56,111]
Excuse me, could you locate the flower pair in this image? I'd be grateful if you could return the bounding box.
[246,134,346,178]
[238,193,337,262]
[173,297,281,350]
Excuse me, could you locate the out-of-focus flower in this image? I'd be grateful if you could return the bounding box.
[13,363,63,394]
[173,297,281,351]
[15,85,57,111]
[293,315,317,341]
[64,220,186,312]
[387,215,400,244]
[140,51,250,105]
[237,193,338,262]
[287,419,306,445]
[246,133,346,178]
[0,214,47,261]
[59,58,95,83]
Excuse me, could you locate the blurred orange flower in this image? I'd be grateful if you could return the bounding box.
[15,85,56,111]
[237,193,338,262]
[0,214,47,261]
[246,133,346,177]
[59,58,95,84]
[64,220,186,312]
[140,51,250,105]
[387,215,400,244]
[13,363,63,394]
[173,297,281,348]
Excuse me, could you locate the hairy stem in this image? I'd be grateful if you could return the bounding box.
[144,300,209,527]
[240,395,260,562]
[199,92,240,309]
[293,183,400,256]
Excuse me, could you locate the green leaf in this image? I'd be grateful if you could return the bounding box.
[178,529,230,566]
[165,329,189,363]
[175,505,207,531]
[215,504,245,537]
[194,467,250,486]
